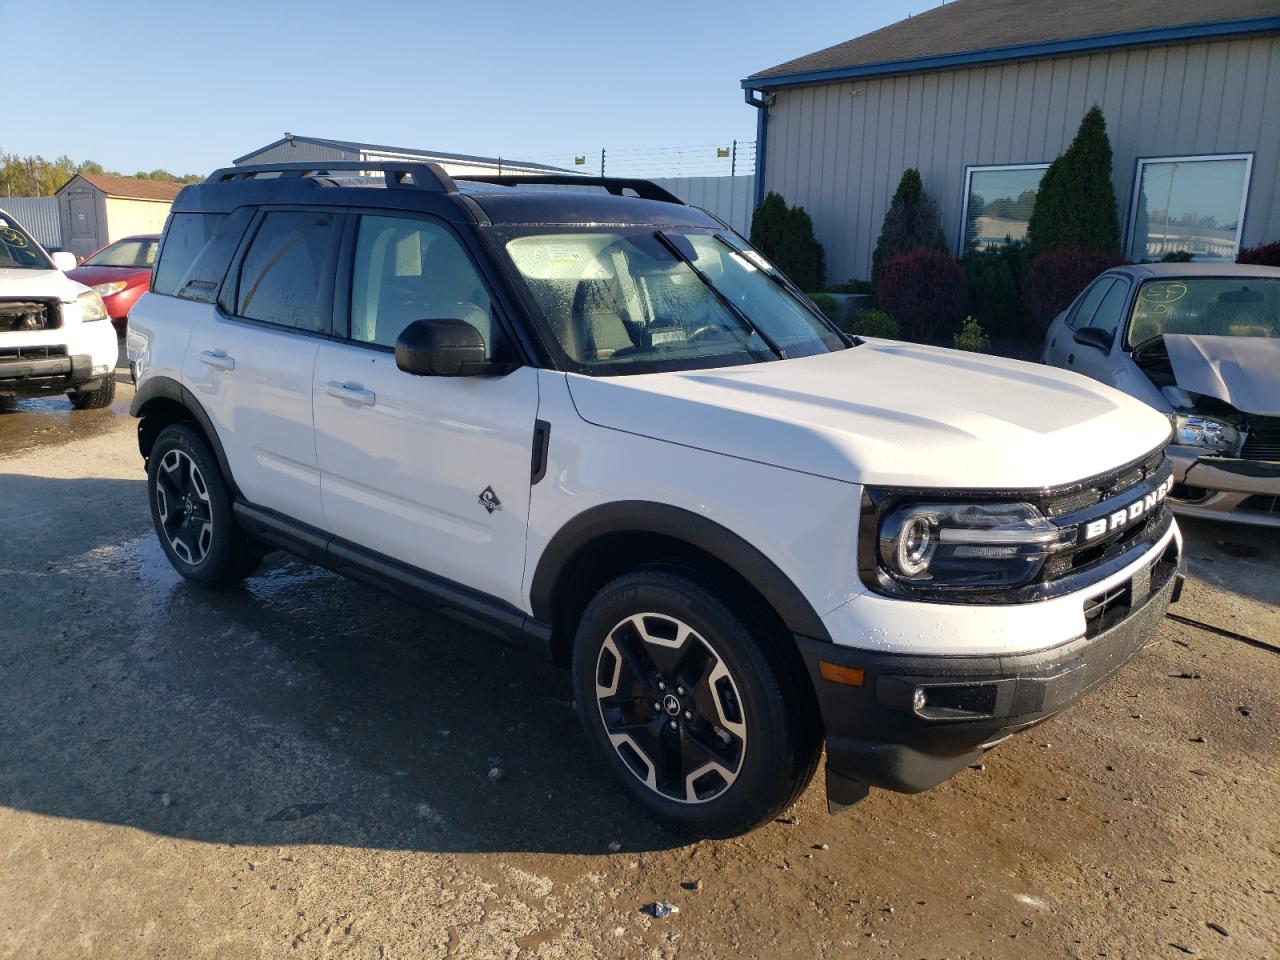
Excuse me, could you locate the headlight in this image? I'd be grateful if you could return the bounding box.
[1171,413,1240,453]
[75,289,109,322]
[878,501,1073,590]
[92,280,128,297]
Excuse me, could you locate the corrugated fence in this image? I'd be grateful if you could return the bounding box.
[0,197,62,250]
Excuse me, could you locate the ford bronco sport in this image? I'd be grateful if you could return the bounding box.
[1,208,119,409]
[129,162,1184,838]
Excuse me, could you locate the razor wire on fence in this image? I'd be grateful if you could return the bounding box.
[515,141,756,178]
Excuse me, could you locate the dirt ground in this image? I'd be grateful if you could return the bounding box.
[1,354,1277,960]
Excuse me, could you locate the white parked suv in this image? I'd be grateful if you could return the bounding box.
[0,209,119,409]
[128,162,1184,837]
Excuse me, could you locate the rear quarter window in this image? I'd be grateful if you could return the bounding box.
[153,212,229,298]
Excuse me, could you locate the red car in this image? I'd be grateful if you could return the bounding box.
[66,234,161,331]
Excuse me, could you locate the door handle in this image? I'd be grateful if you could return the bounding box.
[325,380,376,406]
[199,350,235,371]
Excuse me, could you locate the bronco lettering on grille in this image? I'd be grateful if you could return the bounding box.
[1081,476,1173,542]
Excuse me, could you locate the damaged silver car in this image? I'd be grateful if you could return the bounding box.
[1043,263,1280,528]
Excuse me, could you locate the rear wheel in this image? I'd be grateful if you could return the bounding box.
[69,374,115,410]
[572,570,821,838]
[147,424,260,585]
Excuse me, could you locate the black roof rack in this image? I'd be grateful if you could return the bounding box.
[455,174,685,205]
[206,161,457,193]
[204,162,685,206]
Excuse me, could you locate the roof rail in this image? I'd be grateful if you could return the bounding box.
[456,173,685,205]
[205,161,456,193]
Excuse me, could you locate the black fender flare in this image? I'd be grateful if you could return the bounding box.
[529,501,832,642]
[130,375,238,497]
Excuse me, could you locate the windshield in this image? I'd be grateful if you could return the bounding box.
[501,227,846,374]
[83,237,158,269]
[0,217,53,270]
[1127,277,1280,347]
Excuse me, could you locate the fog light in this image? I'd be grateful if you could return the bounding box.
[912,687,928,713]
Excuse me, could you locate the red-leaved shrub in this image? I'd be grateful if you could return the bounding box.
[1237,241,1280,267]
[1024,249,1127,332]
[875,246,968,342]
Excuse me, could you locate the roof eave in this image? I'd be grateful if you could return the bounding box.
[741,16,1280,90]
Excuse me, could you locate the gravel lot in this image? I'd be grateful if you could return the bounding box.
[1,354,1277,959]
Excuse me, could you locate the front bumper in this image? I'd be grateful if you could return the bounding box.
[1169,445,1280,528]
[799,536,1183,810]
[0,352,98,396]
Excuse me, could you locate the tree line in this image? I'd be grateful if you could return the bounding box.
[0,150,202,198]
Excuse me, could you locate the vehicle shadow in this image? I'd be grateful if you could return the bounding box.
[0,473,683,856]
[1177,514,1280,611]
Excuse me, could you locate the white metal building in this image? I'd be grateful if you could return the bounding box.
[233,134,571,178]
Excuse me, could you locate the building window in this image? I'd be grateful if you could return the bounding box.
[960,164,1048,255]
[1127,155,1252,262]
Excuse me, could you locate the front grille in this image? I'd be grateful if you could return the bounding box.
[1241,416,1280,461]
[0,299,60,333]
[1038,449,1173,583]
[1082,539,1179,639]
[0,344,67,361]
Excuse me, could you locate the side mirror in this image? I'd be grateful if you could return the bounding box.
[52,251,77,272]
[1072,326,1112,352]
[395,318,488,377]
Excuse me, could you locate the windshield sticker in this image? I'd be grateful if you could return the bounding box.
[545,244,583,265]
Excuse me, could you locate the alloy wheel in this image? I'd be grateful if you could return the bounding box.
[154,448,214,566]
[594,612,748,804]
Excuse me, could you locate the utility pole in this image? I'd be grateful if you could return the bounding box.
[600,148,606,177]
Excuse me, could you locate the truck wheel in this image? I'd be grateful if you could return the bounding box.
[572,570,821,838]
[147,424,259,586]
[69,374,116,410]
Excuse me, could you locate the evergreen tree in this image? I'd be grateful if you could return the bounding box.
[871,168,946,287]
[749,191,825,291]
[1026,106,1121,257]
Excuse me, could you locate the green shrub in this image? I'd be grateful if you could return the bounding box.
[953,316,990,352]
[964,244,1027,338]
[871,169,946,288]
[749,191,826,292]
[808,292,840,322]
[847,308,899,339]
[876,247,968,342]
[1026,106,1120,258]
[825,279,872,294]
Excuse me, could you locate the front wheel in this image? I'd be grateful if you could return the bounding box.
[69,374,115,410]
[147,424,261,586]
[572,571,821,838]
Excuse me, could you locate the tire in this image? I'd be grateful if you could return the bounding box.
[69,374,116,410]
[147,424,259,586]
[572,570,822,838]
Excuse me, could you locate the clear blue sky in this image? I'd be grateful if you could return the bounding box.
[2,0,930,176]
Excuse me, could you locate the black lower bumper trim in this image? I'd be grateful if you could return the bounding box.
[800,552,1180,803]
[0,353,95,393]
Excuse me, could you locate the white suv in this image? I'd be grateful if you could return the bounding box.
[128,162,1184,837]
[0,209,119,409]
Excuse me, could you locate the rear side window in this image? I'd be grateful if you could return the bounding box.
[153,213,226,296]
[234,211,336,332]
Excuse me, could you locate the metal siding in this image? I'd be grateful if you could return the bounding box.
[648,177,756,235]
[234,142,356,165]
[0,197,61,249]
[763,34,1280,281]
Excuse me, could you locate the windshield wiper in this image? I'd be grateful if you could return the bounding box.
[653,230,785,360]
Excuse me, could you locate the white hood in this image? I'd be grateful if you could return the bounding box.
[566,341,1172,489]
[1164,334,1280,417]
[0,267,91,301]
